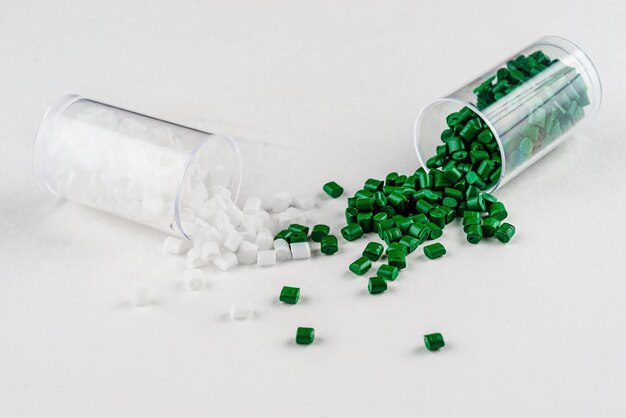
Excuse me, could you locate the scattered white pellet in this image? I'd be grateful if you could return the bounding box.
[274,238,292,261]
[291,241,311,260]
[237,241,259,265]
[184,269,205,291]
[223,230,244,252]
[213,251,238,271]
[257,250,277,267]
[131,283,151,307]
[271,191,292,213]
[255,229,274,251]
[240,229,256,242]
[293,193,315,210]
[230,302,251,320]
[201,241,220,260]
[162,236,191,254]
[187,247,209,268]
[242,196,263,214]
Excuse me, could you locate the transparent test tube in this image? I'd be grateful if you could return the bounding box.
[33,95,242,238]
[414,36,602,191]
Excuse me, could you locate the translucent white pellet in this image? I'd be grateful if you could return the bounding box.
[257,250,277,267]
[187,247,209,268]
[184,269,205,291]
[226,204,244,227]
[162,236,191,254]
[243,196,263,214]
[240,229,256,242]
[201,241,220,260]
[213,251,238,271]
[274,238,292,261]
[255,229,274,251]
[237,241,259,265]
[131,283,151,307]
[230,302,251,320]
[291,242,311,260]
[293,193,315,210]
[271,191,292,213]
[223,230,244,252]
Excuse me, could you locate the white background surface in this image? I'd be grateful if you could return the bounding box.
[1,1,626,417]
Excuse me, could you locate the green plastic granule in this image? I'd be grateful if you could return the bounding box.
[368,276,388,295]
[424,333,445,351]
[289,231,307,243]
[398,235,419,253]
[377,264,399,281]
[288,224,309,236]
[279,286,300,304]
[320,235,338,255]
[425,222,443,239]
[481,217,500,237]
[296,327,315,345]
[423,243,446,260]
[345,207,358,224]
[349,256,372,276]
[387,249,406,270]
[323,181,344,198]
[274,229,292,242]
[362,242,384,261]
[466,225,483,244]
[311,224,330,242]
[341,223,364,241]
[494,222,516,243]
[364,178,384,192]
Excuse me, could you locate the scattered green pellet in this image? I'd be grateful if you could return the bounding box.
[423,243,446,259]
[387,249,406,270]
[349,256,372,276]
[345,207,358,224]
[311,224,330,242]
[289,231,307,243]
[279,286,300,304]
[323,181,344,198]
[494,222,516,243]
[274,229,292,242]
[296,327,315,345]
[364,178,384,192]
[368,276,388,295]
[288,224,309,236]
[377,264,399,281]
[398,235,419,253]
[362,242,384,261]
[320,234,338,255]
[466,224,483,244]
[424,333,445,351]
[481,217,500,237]
[341,223,364,241]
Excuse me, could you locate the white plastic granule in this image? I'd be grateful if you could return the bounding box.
[200,241,220,260]
[213,251,238,271]
[290,241,311,260]
[237,241,259,265]
[187,247,209,268]
[273,238,292,261]
[222,230,244,253]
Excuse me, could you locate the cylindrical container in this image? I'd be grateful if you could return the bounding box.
[414,36,601,191]
[33,95,242,238]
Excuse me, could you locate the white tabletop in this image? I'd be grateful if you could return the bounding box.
[2,1,625,417]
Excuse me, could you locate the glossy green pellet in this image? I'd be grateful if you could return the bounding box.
[279,286,300,304]
[415,199,434,215]
[362,242,384,261]
[310,224,330,242]
[349,256,372,276]
[489,202,508,221]
[373,191,387,207]
[341,223,364,241]
[425,222,443,239]
[429,208,446,229]
[481,217,500,237]
[466,194,486,211]
[466,171,486,189]
[386,172,398,186]
[356,197,374,212]
[466,224,483,244]
[439,206,456,224]
[320,234,338,255]
[387,191,408,210]
[398,235,419,253]
[424,333,445,351]
[364,178,384,192]
[323,181,344,198]
[494,223,516,243]
[354,189,373,199]
[411,213,429,224]
[442,197,458,208]
[377,264,399,281]
[296,327,315,345]
[289,231,307,243]
[288,224,309,236]
[383,227,403,244]
[423,243,446,259]
[345,207,358,225]
[477,129,494,144]
[407,222,431,243]
[357,212,373,233]
[274,229,292,242]
[368,276,388,295]
[387,249,406,270]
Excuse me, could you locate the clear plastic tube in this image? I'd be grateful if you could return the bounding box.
[414,36,602,191]
[33,95,242,238]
